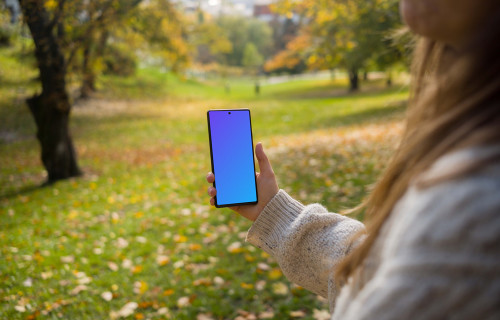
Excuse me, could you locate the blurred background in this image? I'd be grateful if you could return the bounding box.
[1,0,409,318]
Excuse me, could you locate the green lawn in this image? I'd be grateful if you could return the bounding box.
[0,46,408,319]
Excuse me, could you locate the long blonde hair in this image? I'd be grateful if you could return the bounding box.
[337,7,500,282]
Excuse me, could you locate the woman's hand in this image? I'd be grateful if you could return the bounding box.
[206,142,279,222]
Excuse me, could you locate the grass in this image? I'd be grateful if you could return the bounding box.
[0,45,409,319]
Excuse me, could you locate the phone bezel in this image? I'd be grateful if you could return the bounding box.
[207,109,259,208]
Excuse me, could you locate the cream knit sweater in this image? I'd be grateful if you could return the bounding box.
[246,146,500,319]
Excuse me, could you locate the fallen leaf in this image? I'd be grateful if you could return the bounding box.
[70,285,88,295]
[193,278,212,286]
[290,310,306,317]
[163,289,174,296]
[272,282,289,295]
[257,263,270,271]
[133,281,148,295]
[240,282,254,290]
[156,255,170,266]
[313,309,331,320]
[157,307,169,315]
[116,237,129,249]
[213,276,225,286]
[23,278,32,287]
[101,291,113,301]
[122,259,133,269]
[61,256,75,263]
[259,310,275,319]
[14,305,26,313]
[110,302,138,319]
[132,265,143,274]
[268,268,283,280]
[174,235,187,243]
[136,236,147,243]
[108,262,119,271]
[227,242,243,254]
[177,296,190,308]
[189,243,202,251]
[255,280,266,291]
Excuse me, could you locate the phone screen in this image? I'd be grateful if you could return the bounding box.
[207,109,258,207]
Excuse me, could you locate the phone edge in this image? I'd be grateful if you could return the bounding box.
[207,109,258,208]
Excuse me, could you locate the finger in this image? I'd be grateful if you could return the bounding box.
[206,172,215,183]
[255,142,273,175]
[207,186,217,197]
[210,197,215,206]
[230,205,240,213]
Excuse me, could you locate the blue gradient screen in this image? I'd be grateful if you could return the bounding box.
[208,110,257,206]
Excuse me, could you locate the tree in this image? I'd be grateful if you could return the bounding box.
[131,0,190,72]
[273,0,403,91]
[57,0,143,98]
[216,16,272,67]
[188,19,232,64]
[242,42,263,73]
[18,0,188,182]
[19,0,81,182]
[264,32,310,74]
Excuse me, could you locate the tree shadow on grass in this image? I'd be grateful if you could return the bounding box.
[268,80,404,101]
[311,100,407,131]
[0,182,47,201]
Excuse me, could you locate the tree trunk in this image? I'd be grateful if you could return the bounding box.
[80,40,96,99]
[386,70,393,87]
[80,21,109,99]
[20,0,81,182]
[348,68,359,92]
[330,69,335,80]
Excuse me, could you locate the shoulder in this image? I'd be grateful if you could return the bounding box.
[387,144,500,254]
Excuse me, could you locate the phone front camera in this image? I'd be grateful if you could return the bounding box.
[228,112,231,114]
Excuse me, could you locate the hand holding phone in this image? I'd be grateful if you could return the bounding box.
[207,142,279,221]
[207,109,258,207]
[207,109,279,220]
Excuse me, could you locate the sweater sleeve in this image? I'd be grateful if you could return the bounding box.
[333,171,500,320]
[246,189,365,298]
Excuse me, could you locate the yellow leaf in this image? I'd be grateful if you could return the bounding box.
[189,243,202,251]
[68,210,78,220]
[163,289,174,296]
[174,235,187,243]
[193,278,212,286]
[268,268,283,280]
[227,242,243,254]
[134,211,144,218]
[240,282,254,290]
[133,281,148,294]
[44,0,57,10]
[244,254,255,262]
[132,265,143,274]
[272,282,288,295]
[156,255,170,266]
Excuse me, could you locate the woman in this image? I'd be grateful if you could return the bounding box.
[206,0,500,318]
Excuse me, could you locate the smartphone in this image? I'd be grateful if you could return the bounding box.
[207,109,258,208]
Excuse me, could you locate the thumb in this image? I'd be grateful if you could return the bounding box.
[255,142,273,175]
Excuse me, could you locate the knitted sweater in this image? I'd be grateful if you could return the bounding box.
[246,146,500,319]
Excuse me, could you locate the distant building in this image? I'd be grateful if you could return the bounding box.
[173,0,274,18]
[253,4,274,22]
